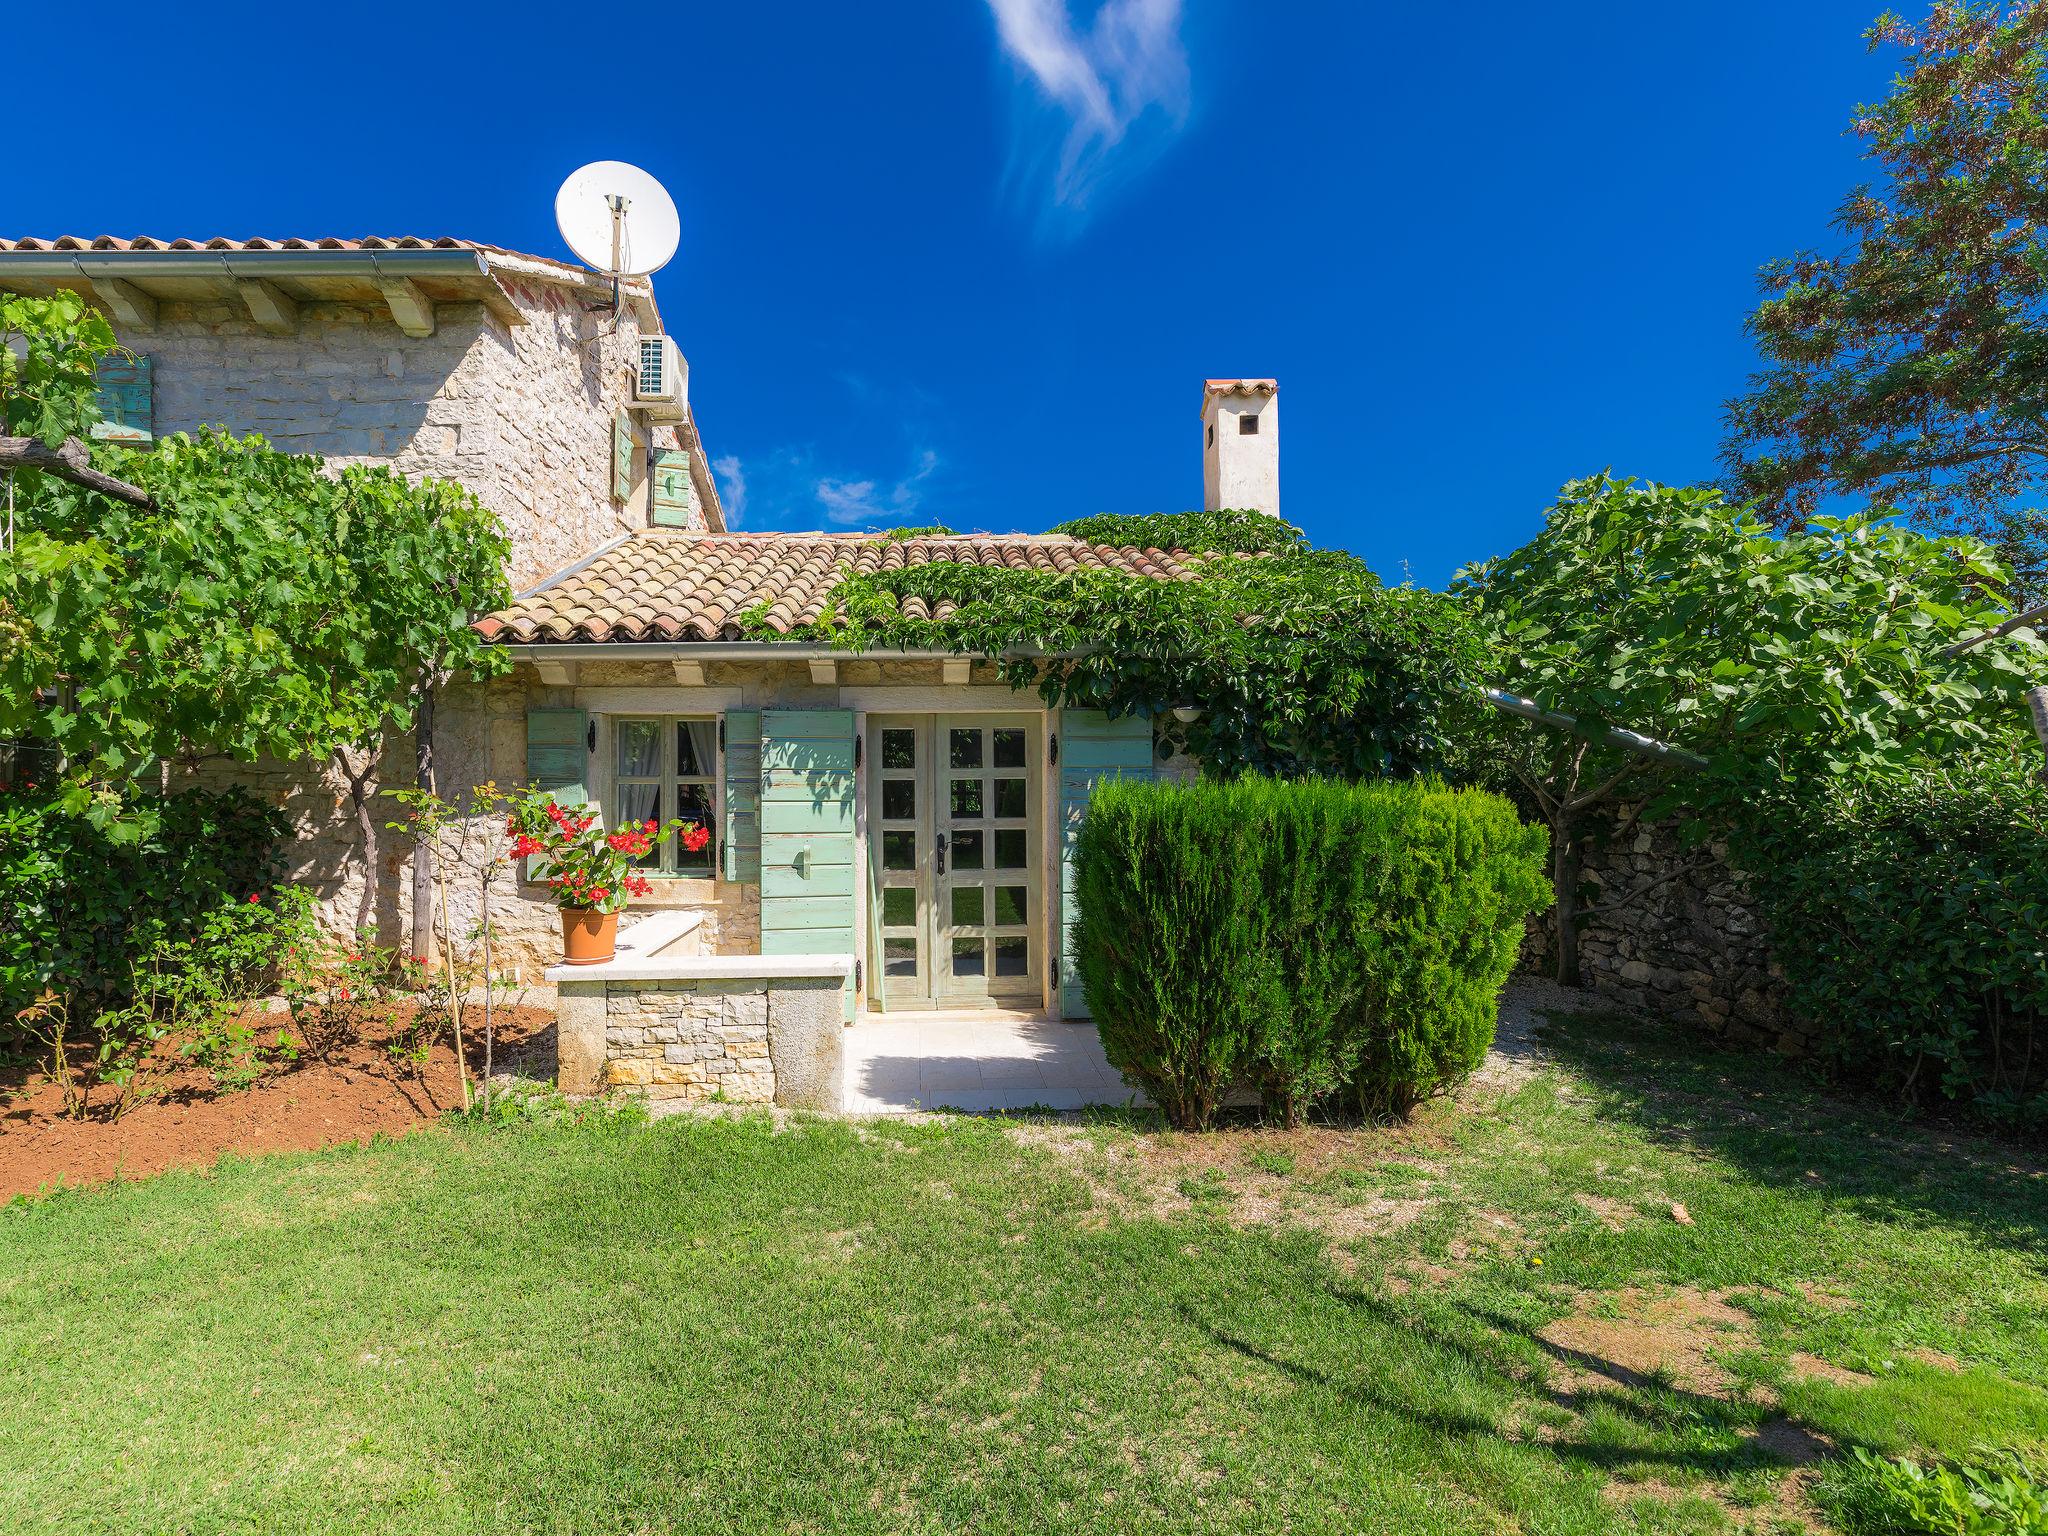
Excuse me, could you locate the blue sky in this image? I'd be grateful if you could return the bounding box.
[11,1,1891,584]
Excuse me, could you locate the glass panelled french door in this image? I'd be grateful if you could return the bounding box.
[868,714,1041,1008]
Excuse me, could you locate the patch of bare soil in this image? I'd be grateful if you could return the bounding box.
[1538,1286,1756,1396]
[1573,1192,1636,1232]
[1789,1352,1878,1388]
[0,1005,553,1202]
[1016,1120,1451,1251]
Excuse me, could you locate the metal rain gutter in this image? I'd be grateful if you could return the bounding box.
[0,249,495,282]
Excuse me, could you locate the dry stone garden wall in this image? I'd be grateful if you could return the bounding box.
[1519,813,1814,1055]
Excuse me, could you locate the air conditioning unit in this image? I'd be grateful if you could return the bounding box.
[634,333,688,420]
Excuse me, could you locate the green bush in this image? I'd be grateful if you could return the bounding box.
[1735,755,2048,1127]
[1073,776,1549,1128]
[1835,1445,2048,1536]
[0,786,287,1032]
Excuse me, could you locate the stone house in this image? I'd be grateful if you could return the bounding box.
[0,233,723,937]
[2,233,1284,1105]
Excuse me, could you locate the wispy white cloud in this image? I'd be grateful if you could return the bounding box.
[987,0,1190,234]
[711,453,748,526]
[816,449,941,527]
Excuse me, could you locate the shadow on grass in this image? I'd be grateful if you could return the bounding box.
[1534,1006,2048,1264]
[1186,1288,1798,1484]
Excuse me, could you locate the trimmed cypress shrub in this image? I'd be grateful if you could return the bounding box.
[1070,779,1277,1129]
[1074,777,1548,1128]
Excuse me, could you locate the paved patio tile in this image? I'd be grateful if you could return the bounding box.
[842,1015,1141,1114]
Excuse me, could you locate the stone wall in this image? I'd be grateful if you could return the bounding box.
[601,980,775,1101]
[1519,813,1807,1052]
[104,275,705,591]
[553,965,847,1109]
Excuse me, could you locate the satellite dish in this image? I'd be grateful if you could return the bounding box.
[554,161,680,277]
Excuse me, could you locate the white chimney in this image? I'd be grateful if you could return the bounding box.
[1201,378,1279,518]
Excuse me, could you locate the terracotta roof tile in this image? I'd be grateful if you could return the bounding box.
[475,531,1203,645]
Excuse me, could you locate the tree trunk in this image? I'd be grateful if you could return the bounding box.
[411,682,437,964]
[335,747,378,939]
[1551,815,1583,988]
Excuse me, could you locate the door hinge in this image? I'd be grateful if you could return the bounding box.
[854,959,863,991]
[1049,731,1059,766]
[853,734,863,768]
[718,717,726,750]
[586,721,597,754]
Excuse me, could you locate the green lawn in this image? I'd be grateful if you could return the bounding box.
[2,1009,2044,1535]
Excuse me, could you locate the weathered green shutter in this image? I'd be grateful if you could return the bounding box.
[524,708,588,881]
[760,709,857,1019]
[91,355,152,443]
[610,410,635,504]
[651,447,693,527]
[722,709,762,883]
[1058,709,1155,1019]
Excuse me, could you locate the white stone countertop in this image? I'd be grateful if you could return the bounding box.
[547,951,856,985]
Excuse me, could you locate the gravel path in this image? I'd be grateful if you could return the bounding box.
[1464,976,1611,1095]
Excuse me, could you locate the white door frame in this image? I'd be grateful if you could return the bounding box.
[858,708,1051,1013]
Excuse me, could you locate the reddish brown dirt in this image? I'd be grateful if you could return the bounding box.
[0,1006,554,1202]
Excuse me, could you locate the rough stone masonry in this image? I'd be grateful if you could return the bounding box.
[1519,812,1813,1056]
[603,980,777,1102]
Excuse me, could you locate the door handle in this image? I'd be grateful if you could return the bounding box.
[935,831,947,875]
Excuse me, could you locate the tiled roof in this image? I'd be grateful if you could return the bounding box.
[476,531,1203,644]
[0,235,595,278]
[1204,378,1278,395]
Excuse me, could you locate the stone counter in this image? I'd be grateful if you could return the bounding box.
[548,951,852,1111]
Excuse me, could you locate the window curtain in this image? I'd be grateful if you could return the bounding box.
[678,720,717,780]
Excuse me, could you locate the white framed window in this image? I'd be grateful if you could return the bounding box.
[610,716,719,877]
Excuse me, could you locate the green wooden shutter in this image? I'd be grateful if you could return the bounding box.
[91,355,152,443]
[722,709,762,883]
[760,708,857,1019]
[1058,709,1155,1019]
[524,708,588,881]
[610,410,635,504]
[651,447,694,527]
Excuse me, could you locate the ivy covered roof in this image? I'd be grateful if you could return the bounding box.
[475,530,1202,644]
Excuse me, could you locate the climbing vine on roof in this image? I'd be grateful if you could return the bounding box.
[1050,508,1305,555]
[762,513,1487,781]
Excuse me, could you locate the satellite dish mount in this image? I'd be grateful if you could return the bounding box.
[554,160,681,324]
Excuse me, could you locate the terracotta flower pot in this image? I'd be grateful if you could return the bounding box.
[560,908,619,965]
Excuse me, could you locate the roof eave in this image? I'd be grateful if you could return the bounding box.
[0,247,495,281]
[486,640,1061,661]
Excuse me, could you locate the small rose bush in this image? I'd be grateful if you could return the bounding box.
[505,791,709,913]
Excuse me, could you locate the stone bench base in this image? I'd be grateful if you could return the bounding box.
[549,953,852,1112]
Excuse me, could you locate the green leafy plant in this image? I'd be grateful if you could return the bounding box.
[15,885,316,1119]
[1073,776,1548,1129]
[1734,749,2048,1120]
[762,518,1486,783]
[1723,2,2048,572]
[1849,1445,2048,1536]
[2,294,511,968]
[1051,508,1306,554]
[0,784,286,1032]
[1457,473,2043,985]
